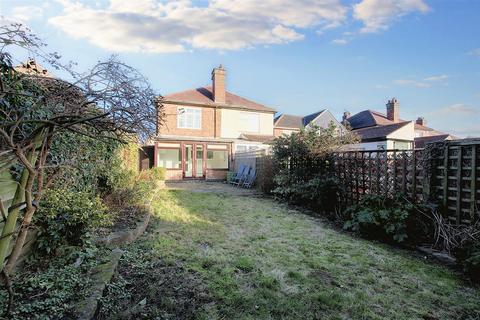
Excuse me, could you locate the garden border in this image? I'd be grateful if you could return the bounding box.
[74,185,161,319]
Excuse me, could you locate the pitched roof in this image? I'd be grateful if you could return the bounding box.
[163,85,275,113]
[347,110,403,129]
[414,134,453,148]
[347,109,449,135]
[15,60,54,78]
[273,110,327,129]
[302,110,325,126]
[354,122,411,141]
[274,114,304,129]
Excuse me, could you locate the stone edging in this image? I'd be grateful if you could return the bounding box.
[93,211,151,247]
[75,248,123,320]
[75,186,160,319]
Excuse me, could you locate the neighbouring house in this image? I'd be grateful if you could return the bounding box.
[148,65,276,180]
[343,98,456,150]
[274,110,343,137]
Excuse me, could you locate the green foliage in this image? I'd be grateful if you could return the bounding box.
[453,240,480,283]
[138,167,166,183]
[35,189,110,254]
[0,245,104,319]
[464,244,480,282]
[119,141,140,173]
[343,194,426,243]
[272,123,356,213]
[101,143,142,192]
[49,131,120,193]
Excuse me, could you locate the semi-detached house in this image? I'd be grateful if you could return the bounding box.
[150,65,276,180]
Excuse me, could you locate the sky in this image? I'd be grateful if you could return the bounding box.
[1,0,479,137]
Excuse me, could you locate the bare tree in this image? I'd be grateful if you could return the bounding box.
[0,23,161,313]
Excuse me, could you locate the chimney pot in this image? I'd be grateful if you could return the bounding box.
[386,97,400,122]
[416,117,426,126]
[211,65,226,104]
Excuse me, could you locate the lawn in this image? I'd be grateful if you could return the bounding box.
[98,188,480,319]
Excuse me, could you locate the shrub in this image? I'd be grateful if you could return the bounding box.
[343,194,429,243]
[273,172,342,215]
[452,239,480,283]
[35,189,110,254]
[464,244,480,282]
[138,167,166,183]
[271,123,358,215]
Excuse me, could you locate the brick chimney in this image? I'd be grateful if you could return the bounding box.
[416,117,426,126]
[342,111,350,122]
[211,64,226,104]
[386,97,400,122]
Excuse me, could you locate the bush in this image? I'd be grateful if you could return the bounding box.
[452,240,480,283]
[273,172,342,216]
[464,244,480,282]
[343,194,430,243]
[35,189,110,254]
[138,167,166,183]
[271,123,358,215]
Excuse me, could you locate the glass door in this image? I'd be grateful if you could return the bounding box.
[195,145,204,178]
[184,144,193,178]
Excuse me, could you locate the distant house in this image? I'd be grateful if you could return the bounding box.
[274,110,343,137]
[149,65,276,180]
[343,98,456,150]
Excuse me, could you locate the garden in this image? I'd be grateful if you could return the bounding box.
[0,22,479,320]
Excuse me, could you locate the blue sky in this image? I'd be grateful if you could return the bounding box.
[1,0,479,136]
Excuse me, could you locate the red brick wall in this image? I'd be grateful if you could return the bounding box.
[157,103,219,137]
[165,170,183,180]
[206,169,227,180]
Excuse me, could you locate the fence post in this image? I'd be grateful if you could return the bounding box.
[355,152,360,202]
[402,151,407,194]
[376,152,381,194]
[471,145,477,219]
[412,150,417,202]
[443,145,449,208]
[384,151,389,197]
[368,152,373,195]
[456,146,463,224]
[393,150,397,194]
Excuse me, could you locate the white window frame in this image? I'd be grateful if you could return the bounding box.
[177,107,202,129]
[239,112,260,133]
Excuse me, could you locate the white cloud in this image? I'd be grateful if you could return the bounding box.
[423,74,448,82]
[395,79,431,88]
[353,0,429,33]
[429,103,478,117]
[395,74,448,88]
[48,0,347,53]
[11,6,44,22]
[468,48,480,57]
[332,38,348,45]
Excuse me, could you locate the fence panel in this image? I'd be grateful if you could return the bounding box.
[333,140,480,225]
[234,150,266,172]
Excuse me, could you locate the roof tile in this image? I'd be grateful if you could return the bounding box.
[163,85,275,112]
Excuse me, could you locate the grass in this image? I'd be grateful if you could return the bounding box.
[99,189,480,319]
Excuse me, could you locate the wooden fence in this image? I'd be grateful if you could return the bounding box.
[234,149,267,172]
[333,140,480,224]
[0,169,38,269]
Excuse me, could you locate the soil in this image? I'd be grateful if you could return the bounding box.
[97,257,212,319]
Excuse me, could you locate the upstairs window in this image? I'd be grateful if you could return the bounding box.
[178,107,201,129]
[239,112,259,132]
